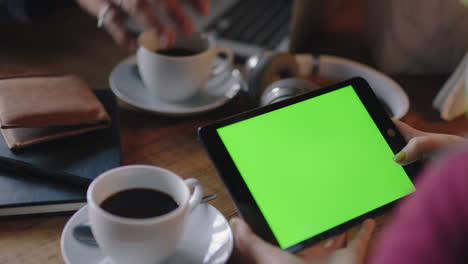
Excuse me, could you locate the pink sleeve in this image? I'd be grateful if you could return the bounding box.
[367,150,468,264]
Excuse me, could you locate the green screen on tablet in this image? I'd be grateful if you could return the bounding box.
[216,85,415,249]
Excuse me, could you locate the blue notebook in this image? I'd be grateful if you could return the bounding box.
[0,89,121,217]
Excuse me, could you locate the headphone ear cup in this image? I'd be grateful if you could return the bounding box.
[247,52,300,103]
[259,78,320,106]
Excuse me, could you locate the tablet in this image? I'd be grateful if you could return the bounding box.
[198,77,418,252]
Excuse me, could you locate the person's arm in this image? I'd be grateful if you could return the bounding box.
[0,0,29,22]
[0,0,76,22]
[24,0,77,20]
[368,149,468,264]
[367,121,468,263]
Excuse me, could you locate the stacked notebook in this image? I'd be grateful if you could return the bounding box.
[0,89,121,217]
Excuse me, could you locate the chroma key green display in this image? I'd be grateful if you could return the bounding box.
[217,85,415,249]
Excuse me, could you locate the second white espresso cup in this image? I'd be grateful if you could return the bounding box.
[87,165,203,264]
[137,32,234,102]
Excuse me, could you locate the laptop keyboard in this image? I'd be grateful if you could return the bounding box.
[204,0,293,50]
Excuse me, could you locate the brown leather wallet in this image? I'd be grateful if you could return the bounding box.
[0,75,111,149]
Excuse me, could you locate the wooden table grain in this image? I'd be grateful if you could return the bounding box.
[0,7,467,264]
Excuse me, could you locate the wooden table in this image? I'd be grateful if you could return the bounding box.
[0,7,467,264]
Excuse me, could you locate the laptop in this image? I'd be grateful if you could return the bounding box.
[190,0,293,58]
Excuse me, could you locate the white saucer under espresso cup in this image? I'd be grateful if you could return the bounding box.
[137,32,234,102]
[87,165,203,264]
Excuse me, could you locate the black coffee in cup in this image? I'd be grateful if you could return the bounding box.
[100,188,178,219]
[157,48,199,57]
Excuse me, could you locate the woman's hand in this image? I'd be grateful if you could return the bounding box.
[392,120,468,165]
[76,0,209,50]
[229,217,376,264]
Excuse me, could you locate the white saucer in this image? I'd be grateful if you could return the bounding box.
[61,203,234,264]
[109,56,244,116]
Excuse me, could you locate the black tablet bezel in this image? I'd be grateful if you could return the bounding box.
[198,77,419,252]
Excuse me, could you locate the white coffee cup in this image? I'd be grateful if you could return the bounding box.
[87,165,203,264]
[137,32,234,101]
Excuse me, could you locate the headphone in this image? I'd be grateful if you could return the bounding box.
[245,52,409,119]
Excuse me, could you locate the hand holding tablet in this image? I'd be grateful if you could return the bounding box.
[198,78,420,252]
[230,217,376,264]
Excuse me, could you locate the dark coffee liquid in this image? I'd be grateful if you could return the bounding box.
[157,48,199,56]
[100,188,178,219]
